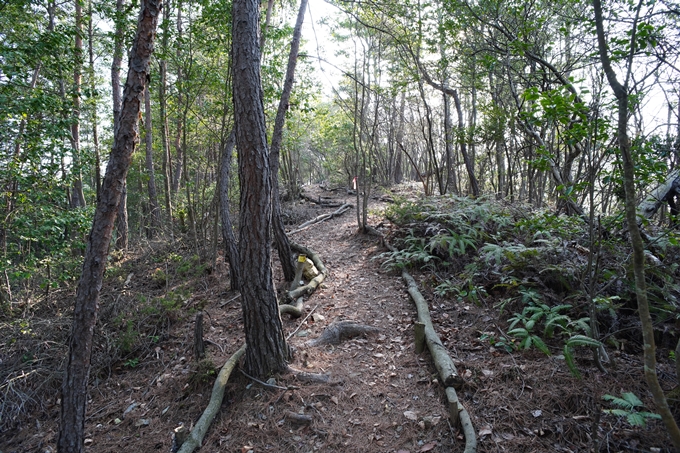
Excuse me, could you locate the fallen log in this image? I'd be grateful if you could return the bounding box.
[176,344,246,453]
[387,237,476,452]
[288,203,352,235]
[637,169,680,221]
[300,193,343,207]
[402,271,463,389]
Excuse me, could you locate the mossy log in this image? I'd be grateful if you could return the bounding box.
[176,344,246,453]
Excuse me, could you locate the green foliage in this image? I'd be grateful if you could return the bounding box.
[602,392,662,427]
[124,358,140,368]
[479,333,513,353]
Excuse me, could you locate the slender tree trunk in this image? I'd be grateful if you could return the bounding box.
[159,1,173,227]
[70,0,87,209]
[232,0,288,378]
[219,130,240,291]
[112,0,128,249]
[269,0,308,282]
[87,0,101,198]
[452,89,479,197]
[58,3,162,452]
[593,0,680,448]
[171,2,183,197]
[145,85,161,235]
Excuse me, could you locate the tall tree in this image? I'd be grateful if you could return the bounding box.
[58,1,162,451]
[112,0,129,249]
[593,0,680,447]
[269,0,309,282]
[232,0,288,377]
[70,0,87,209]
[144,84,162,234]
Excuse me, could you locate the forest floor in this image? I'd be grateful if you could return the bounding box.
[1,184,677,452]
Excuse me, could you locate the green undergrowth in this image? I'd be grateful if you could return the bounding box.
[379,195,680,377]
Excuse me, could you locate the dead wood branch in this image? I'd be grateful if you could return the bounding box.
[176,344,246,453]
[398,265,476,452]
[285,410,313,425]
[306,321,380,347]
[300,193,344,207]
[287,367,333,383]
[446,387,477,453]
[288,203,352,235]
[402,271,463,389]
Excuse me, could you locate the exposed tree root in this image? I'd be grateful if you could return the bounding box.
[286,366,333,383]
[279,296,304,318]
[288,243,328,299]
[306,320,380,347]
[288,203,352,235]
[176,344,246,453]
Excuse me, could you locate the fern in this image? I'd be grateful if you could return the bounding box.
[602,392,662,427]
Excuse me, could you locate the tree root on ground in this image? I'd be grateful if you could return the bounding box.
[286,366,335,383]
[306,320,380,347]
[287,243,328,300]
[176,344,246,453]
[278,243,329,318]
[279,296,304,317]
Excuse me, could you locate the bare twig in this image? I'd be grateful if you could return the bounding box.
[286,304,319,340]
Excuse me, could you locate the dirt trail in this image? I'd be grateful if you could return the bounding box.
[193,188,460,452]
[5,186,673,453]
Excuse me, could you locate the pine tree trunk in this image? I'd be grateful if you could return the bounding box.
[58,3,162,451]
[232,0,288,378]
[87,0,101,198]
[70,0,86,209]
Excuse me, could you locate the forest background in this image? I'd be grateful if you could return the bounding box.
[2,0,680,450]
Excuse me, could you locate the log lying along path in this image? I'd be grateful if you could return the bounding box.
[179,193,476,452]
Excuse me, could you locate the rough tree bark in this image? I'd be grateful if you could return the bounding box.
[232,0,288,377]
[593,0,680,448]
[269,0,309,283]
[219,130,240,291]
[57,2,162,452]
